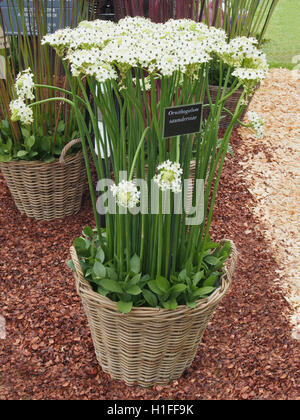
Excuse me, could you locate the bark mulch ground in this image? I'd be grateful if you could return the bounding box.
[0,131,299,400]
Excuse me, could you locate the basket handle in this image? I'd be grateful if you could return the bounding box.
[221,239,238,278]
[70,245,92,295]
[59,138,81,165]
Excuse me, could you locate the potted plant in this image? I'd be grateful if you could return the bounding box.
[28,16,266,386]
[0,0,89,220]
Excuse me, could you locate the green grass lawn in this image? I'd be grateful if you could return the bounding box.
[262,0,300,68]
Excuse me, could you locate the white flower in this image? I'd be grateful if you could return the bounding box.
[10,98,33,125]
[153,160,183,193]
[66,48,117,83]
[248,111,265,139]
[111,180,140,208]
[15,68,35,100]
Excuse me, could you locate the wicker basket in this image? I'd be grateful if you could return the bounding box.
[0,139,86,221]
[70,240,237,387]
[204,85,247,130]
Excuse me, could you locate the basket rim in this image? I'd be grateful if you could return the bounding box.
[70,241,236,317]
[0,148,83,168]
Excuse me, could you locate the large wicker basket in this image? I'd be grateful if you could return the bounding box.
[70,240,237,387]
[0,139,86,221]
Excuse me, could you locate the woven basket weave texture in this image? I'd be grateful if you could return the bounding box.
[70,241,236,386]
[204,85,247,129]
[0,149,86,221]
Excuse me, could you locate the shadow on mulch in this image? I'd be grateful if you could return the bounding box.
[0,131,298,400]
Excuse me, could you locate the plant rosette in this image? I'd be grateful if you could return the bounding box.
[69,226,234,313]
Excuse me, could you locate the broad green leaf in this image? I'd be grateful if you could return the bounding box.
[97,286,109,297]
[193,286,215,298]
[25,135,35,150]
[142,289,158,307]
[204,255,220,266]
[156,276,170,293]
[148,280,163,295]
[99,278,123,294]
[162,299,178,310]
[127,273,142,288]
[126,285,142,296]
[178,269,187,281]
[187,301,197,309]
[203,275,218,287]
[73,237,90,256]
[66,259,75,272]
[95,248,105,264]
[17,150,28,158]
[170,283,187,297]
[93,261,106,278]
[82,225,94,238]
[106,267,118,281]
[130,254,141,274]
[193,271,204,286]
[21,127,30,138]
[117,300,133,314]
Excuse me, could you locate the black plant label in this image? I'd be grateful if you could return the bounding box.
[163,103,202,139]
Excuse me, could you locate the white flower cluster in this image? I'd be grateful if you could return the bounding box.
[218,37,268,90]
[42,16,267,87]
[15,68,35,100]
[248,111,265,139]
[111,180,140,209]
[10,69,35,125]
[10,98,33,125]
[153,160,183,193]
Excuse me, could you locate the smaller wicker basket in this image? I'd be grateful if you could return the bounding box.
[70,240,237,387]
[204,85,247,130]
[0,139,86,221]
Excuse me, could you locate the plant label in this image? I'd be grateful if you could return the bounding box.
[163,103,202,139]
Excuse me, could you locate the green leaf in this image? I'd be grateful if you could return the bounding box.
[43,156,55,163]
[170,283,187,297]
[82,225,94,238]
[203,274,218,287]
[117,300,133,314]
[17,150,28,158]
[25,135,35,150]
[99,278,123,294]
[193,286,215,298]
[127,273,141,288]
[21,127,30,138]
[66,259,75,272]
[130,254,141,274]
[97,286,109,297]
[156,276,170,293]
[193,271,204,286]
[148,280,163,295]
[93,261,106,278]
[187,301,197,309]
[142,289,158,307]
[73,237,90,256]
[162,299,178,310]
[126,285,142,296]
[204,255,220,266]
[57,120,65,133]
[178,269,187,281]
[106,267,118,281]
[95,248,105,264]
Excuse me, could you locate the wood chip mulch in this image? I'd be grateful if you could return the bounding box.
[0,131,299,400]
[238,69,300,340]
